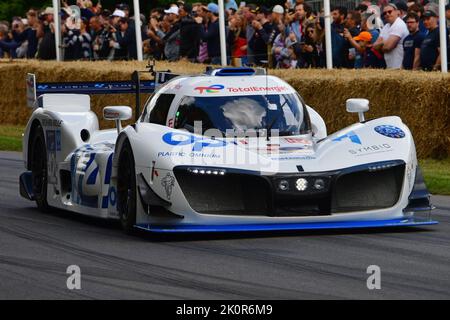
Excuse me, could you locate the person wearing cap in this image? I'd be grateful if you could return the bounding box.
[402,12,425,70]
[111,17,130,60]
[420,10,445,71]
[372,3,409,68]
[248,6,275,66]
[225,0,238,11]
[395,1,409,20]
[110,9,126,27]
[272,5,285,24]
[179,2,201,61]
[195,3,222,65]
[37,7,56,60]
[161,6,182,61]
[116,3,130,18]
[352,31,386,68]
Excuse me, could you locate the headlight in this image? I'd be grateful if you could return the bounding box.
[278,179,290,191]
[295,178,308,191]
[313,178,325,190]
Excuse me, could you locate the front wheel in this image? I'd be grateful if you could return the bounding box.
[117,140,137,234]
[30,125,50,212]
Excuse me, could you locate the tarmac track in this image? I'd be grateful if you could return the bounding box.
[0,151,449,299]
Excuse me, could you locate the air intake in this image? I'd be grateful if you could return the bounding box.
[207,67,257,76]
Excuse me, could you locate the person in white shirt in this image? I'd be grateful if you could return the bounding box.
[373,3,409,68]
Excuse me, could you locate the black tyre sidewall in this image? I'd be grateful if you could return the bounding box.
[117,141,137,233]
[31,125,50,211]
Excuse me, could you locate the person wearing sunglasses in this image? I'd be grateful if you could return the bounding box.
[373,3,409,68]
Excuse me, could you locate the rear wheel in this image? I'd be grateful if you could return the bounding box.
[30,125,50,211]
[117,140,137,234]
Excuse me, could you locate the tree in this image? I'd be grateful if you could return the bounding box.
[0,0,51,21]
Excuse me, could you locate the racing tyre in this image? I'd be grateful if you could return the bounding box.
[117,140,137,234]
[30,124,50,212]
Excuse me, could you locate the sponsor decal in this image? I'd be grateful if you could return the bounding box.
[374,125,405,139]
[284,137,312,145]
[162,132,227,151]
[46,130,56,152]
[157,151,221,158]
[42,119,63,127]
[194,84,224,94]
[227,86,289,93]
[348,143,392,156]
[46,130,58,184]
[279,146,308,152]
[332,131,362,145]
[165,83,182,90]
[272,155,316,161]
[161,173,175,200]
[55,130,61,151]
[104,111,120,118]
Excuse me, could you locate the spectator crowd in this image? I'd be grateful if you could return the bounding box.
[1,0,449,71]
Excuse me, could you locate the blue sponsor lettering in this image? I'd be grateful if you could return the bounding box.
[162,132,227,151]
[332,131,362,145]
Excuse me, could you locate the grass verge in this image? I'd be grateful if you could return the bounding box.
[0,125,448,194]
[419,159,450,195]
[0,125,23,151]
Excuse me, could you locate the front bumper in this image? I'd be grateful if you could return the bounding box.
[135,216,437,233]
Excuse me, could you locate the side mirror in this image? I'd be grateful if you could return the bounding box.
[103,106,132,134]
[346,98,369,122]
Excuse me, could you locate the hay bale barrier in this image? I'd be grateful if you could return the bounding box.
[0,59,449,158]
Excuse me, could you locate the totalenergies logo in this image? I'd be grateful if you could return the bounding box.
[194,84,224,94]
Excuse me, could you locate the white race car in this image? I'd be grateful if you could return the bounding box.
[20,67,436,233]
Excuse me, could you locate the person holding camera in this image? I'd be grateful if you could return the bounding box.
[179,3,201,62]
[248,6,273,66]
[36,7,56,60]
[89,15,111,60]
[11,10,40,58]
[195,3,222,65]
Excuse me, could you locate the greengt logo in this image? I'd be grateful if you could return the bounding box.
[162,132,227,151]
[194,84,224,94]
[332,131,362,145]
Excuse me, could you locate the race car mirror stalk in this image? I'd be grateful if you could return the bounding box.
[346,98,370,122]
[103,106,132,134]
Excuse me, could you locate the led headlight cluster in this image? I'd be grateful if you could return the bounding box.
[187,168,226,175]
[276,177,329,193]
[295,178,308,191]
[368,162,397,172]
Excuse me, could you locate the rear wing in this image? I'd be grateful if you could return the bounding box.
[26,65,180,121]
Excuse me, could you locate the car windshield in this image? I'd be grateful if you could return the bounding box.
[174,94,310,137]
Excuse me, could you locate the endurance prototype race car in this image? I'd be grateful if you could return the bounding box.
[20,66,437,233]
